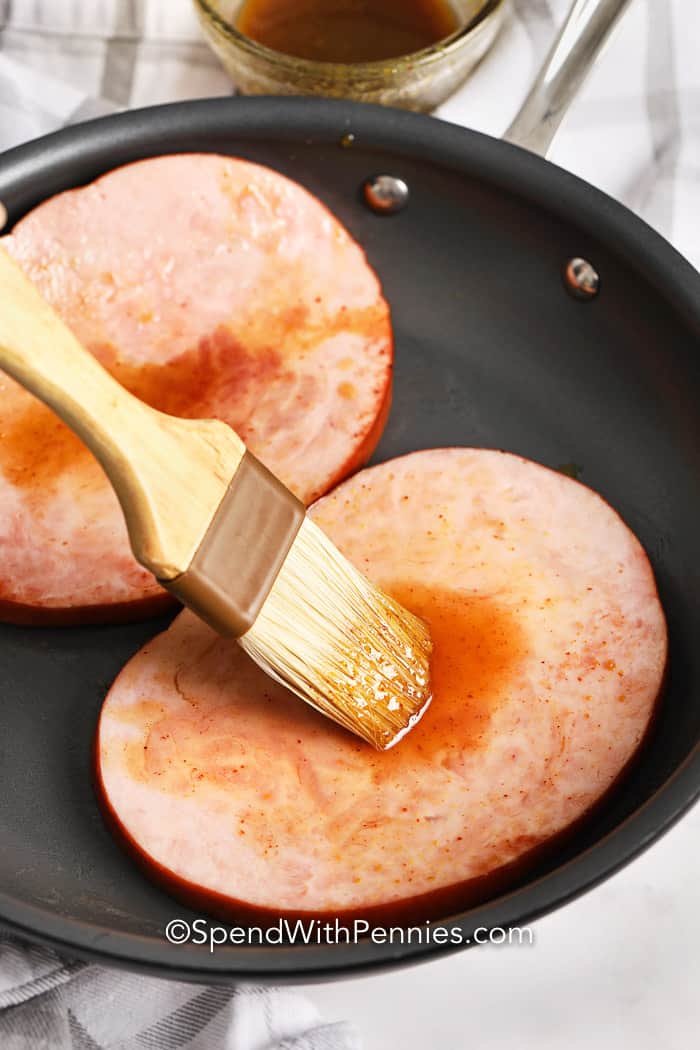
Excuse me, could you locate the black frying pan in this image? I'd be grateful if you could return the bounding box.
[0,14,699,985]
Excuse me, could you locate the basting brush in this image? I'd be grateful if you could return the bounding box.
[0,246,432,749]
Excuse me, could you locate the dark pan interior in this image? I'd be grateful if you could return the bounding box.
[0,98,699,981]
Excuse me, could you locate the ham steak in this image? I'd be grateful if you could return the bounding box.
[0,154,392,623]
[96,449,667,920]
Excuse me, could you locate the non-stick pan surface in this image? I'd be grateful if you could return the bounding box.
[1,97,699,982]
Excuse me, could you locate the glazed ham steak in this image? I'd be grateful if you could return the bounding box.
[0,154,392,623]
[96,449,667,921]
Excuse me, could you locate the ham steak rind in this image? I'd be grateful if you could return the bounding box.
[0,154,392,622]
[96,449,667,919]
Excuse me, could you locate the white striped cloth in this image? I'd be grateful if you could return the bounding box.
[0,0,697,265]
[0,934,359,1050]
[0,1,697,1048]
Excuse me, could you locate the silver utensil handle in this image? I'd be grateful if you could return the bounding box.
[503,0,635,157]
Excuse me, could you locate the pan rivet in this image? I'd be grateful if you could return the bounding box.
[363,174,409,215]
[564,257,600,300]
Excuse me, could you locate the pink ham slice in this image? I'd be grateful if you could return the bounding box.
[0,154,392,623]
[95,449,667,920]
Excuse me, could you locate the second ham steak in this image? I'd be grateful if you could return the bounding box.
[0,154,392,622]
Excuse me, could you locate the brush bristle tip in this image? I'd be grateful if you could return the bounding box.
[239,518,433,749]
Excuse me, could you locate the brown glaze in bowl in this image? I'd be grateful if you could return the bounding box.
[192,0,508,111]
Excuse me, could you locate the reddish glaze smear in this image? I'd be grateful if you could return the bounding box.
[105,585,523,791]
[0,328,284,490]
[0,303,388,491]
[383,583,527,763]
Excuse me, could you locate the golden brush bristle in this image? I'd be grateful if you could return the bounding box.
[238,517,433,750]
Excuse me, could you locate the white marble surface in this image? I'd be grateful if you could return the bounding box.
[302,800,700,1049]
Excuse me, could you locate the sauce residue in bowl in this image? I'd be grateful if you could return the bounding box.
[235,0,460,63]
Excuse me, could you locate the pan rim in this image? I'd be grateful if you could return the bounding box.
[2,96,698,320]
[0,95,699,980]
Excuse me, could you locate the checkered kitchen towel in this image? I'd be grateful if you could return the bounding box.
[0,934,360,1049]
[0,1,697,1047]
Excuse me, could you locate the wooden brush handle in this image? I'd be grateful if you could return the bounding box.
[0,246,246,579]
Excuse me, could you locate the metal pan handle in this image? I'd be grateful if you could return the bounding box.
[503,0,634,157]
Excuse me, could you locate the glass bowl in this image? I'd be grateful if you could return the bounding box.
[192,0,508,112]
